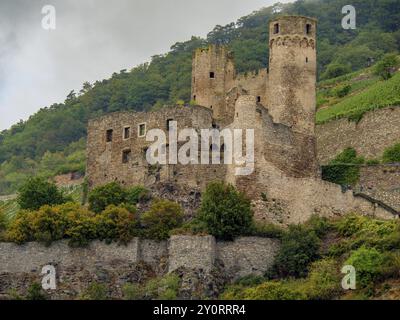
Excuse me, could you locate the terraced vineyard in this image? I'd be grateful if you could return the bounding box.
[316,66,400,124]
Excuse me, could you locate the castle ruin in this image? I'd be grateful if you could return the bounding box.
[86,16,397,224]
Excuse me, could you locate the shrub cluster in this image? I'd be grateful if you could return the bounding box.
[123,273,180,300]
[88,182,150,213]
[5,197,184,246]
[197,181,253,240]
[17,177,72,211]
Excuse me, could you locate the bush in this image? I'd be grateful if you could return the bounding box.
[197,182,253,240]
[81,282,108,300]
[88,182,128,213]
[17,177,71,211]
[271,225,321,278]
[221,281,307,300]
[321,62,352,80]
[322,148,365,186]
[333,84,351,98]
[126,186,151,204]
[374,54,399,80]
[6,203,97,246]
[382,143,400,163]
[143,274,180,300]
[26,283,48,300]
[123,283,143,300]
[345,246,386,288]
[141,199,184,240]
[96,205,139,244]
[306,259,341,300]
[249,221,284,239]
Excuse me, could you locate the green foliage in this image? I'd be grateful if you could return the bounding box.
[81,282,108,300]
[316,72,400,124]
[5,203,97,246]
[374,53,399,80]
[142,273,181,300]
[321,63,352,80]
[345,246,385,288]
[382,142,400,163]
[249,221,284,239]
[141,199,184,240]
[322,148,365,186]
[271,224,321,278]
[197,181,253,240]
[26,283,48,300]
[1,0,400,195]
[17,177,71,211]
[123,283,142,300]
[305,259,341,300]
[95,205,139,244]
[333,83,351,98]
[221,281,308,300]
[126,186,151,204]
[88,182,128,214]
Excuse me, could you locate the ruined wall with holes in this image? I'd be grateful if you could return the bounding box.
[86,15,398,225]
[86,106,226,190]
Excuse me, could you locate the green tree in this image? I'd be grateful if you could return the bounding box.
[17,177,71,210]
[141,199,184,240]
[88,182,128,214]
[197,181,253,240]
[374,53,399,80]
[271,224,321,278]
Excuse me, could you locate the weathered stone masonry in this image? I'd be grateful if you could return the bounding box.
[0,236,280,298]
[86,15,398,224]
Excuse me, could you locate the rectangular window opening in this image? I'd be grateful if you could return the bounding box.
[106,129,113,142]
[124,127,131,139]
[209,72,215,79]
[138,123,146,137]
[122,149,131,163]
[306,24,312,35]
[257,96,261,103]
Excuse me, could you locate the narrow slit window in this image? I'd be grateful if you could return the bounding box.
[122,149,131,163]
[124,127,130,139]
[306,24,312,35]
[106,129,113,142]
[209,72,215,79]
[257,96,261,103]
[306,57,309,63]
[274,23,279,34]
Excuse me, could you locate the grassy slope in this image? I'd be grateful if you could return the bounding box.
[316,67,400,124]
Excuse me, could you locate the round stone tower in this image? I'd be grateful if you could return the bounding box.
[268,16,317,136]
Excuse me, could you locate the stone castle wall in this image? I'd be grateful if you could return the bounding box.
[0,236,280,298]
[86,106,227,190]
[316,106,400,164]
[356,164,400,212]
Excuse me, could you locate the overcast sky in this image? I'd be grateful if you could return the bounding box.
[0,0,293,130]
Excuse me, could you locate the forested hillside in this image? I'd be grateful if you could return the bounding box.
[0,0,399,194]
